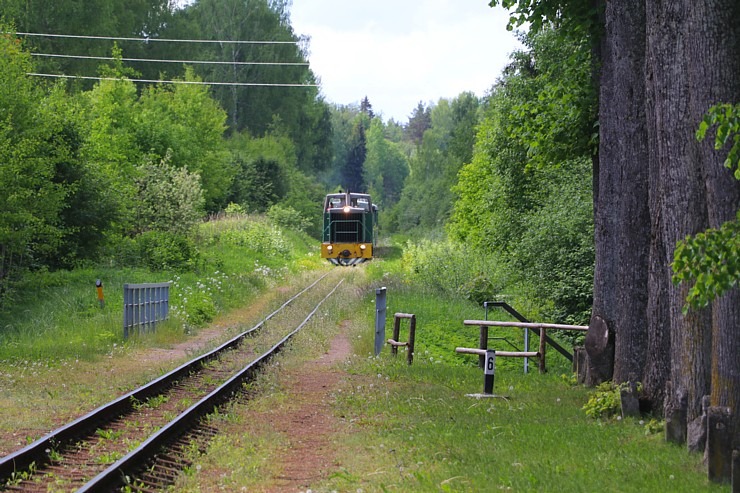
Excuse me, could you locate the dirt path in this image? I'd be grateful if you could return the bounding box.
[257,325,353,492]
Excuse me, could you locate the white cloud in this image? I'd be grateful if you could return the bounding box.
[290,0,522,122]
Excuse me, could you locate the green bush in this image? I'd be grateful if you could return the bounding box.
[135,152,205,235]
[583,382,621,419]
[402,239,505,301]
[184,294,216,327]
[267,204,312,233]
[224,202,247,216]
[136,230,199,271]
[218,222,289,258]
[583,381,643,419]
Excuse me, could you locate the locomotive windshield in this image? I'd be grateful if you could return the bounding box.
[321,192,378,266]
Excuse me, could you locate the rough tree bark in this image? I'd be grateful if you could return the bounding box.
[587,0,617,386]
[589,0,649,386]
[642,52,670,411]
[645,0,712,441]
[641,178,670,412]
[685,0,740,437]
[609,0,650,386]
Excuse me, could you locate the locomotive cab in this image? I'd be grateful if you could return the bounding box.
[321,192,377,266]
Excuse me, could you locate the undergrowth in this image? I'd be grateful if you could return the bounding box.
[0,214,321,361]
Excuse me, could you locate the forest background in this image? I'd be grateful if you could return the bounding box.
[1,0,738,448]
[0,0,596,329]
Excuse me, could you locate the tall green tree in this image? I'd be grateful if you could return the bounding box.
[342,116,368,193]
[396,93,480,233]
[363,118,409,209]
[226,130,296,212]
[41,85,120,266]
[136,67,232,212]
[405,101,432,148]
[0,32,66,293]
[449,28,595,325]
[188,0,330,172]
[1,0,175,83]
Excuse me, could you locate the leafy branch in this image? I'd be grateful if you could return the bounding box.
[696,103,740,179]
[673,103,740,312]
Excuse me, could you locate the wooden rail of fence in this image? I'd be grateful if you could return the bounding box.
[463,319,588,373]
[455,347,539,358]
[387,313,416,365]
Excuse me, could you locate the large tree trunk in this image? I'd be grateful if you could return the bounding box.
[645,0,712,439]
[685,0,740,434]
[589,0,649,385]
[609,0,649,385]
[641,86,670,412]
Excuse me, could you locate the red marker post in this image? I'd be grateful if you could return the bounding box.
[96,279,105,308]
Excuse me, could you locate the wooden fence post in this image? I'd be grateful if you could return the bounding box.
[391,315,401,357]
[538,327,546,373]
[407,315,416,365]
[479,325,488,369]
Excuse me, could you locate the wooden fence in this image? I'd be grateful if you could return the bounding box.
[462,319,588,373]
[387,313,416,365]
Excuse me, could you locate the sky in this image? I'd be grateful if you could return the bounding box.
[288,1,524,123]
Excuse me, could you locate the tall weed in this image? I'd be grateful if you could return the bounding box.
[402,238,507,304]
[0,214,317,361]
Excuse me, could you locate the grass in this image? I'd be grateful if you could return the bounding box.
[312,268,722,492]
[320,357,717,492]
[168,260,727,492]
[0,214,323,362]
[0,225,728,492]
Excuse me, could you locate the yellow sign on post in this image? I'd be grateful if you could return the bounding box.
[96,279,105,308]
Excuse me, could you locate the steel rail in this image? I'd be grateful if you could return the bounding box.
[0,272,329,484]
[79,279,344,492]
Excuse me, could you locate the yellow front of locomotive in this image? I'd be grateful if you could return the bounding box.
[321,192,376,266]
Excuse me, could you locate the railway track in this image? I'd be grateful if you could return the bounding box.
[0,273,343,492]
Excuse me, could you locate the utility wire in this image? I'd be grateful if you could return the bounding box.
[32,53,309,66]
[28,73,317,87]
[14,31,299,45]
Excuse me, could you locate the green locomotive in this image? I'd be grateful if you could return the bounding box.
[321,192,378,266]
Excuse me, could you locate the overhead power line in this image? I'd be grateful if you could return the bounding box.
[27,73,317,87]
[14,31,299,45]
[32,53,309,66]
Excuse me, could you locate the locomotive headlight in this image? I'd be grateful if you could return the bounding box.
[327,245,333,252]
[360,244,366,250]
[343,205,351,213]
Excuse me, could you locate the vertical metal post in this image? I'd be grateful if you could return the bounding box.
[484,350,496,394]
[96,280,105,308]
[374,287,387,356]
[123,284,131,339]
